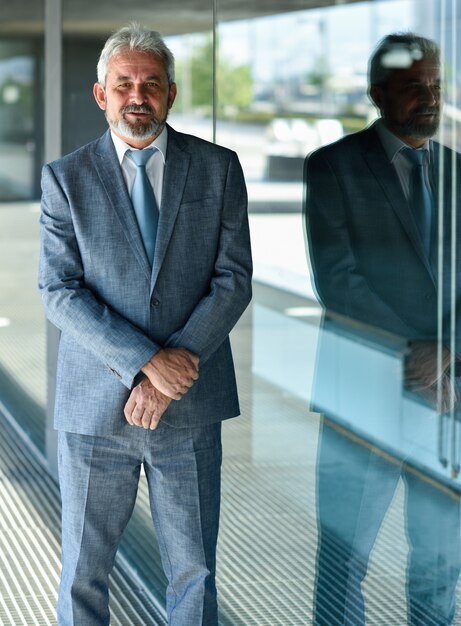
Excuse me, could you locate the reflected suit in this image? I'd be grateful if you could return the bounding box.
[304,120,461,625]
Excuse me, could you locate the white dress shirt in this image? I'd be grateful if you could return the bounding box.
[375,118,432,200]
[111,126,168,210]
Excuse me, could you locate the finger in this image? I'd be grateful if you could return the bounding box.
[180,379,197,394]
[180,349,199,368]
[149,414,161,430]
[178,363,198,381]
[124,397,136,424]
[141,410,152,430]
[185,377,196,389]
[167,390,183,400]
[131,404,144,426]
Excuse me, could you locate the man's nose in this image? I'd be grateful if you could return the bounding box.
[129,85,147,104]
[421,84,440,105]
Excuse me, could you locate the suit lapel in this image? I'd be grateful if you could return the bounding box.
[151,125,191,291]
[91,127,192,290]
[93,131,152,280]
[432,141,455,226]
[362,125,435,279]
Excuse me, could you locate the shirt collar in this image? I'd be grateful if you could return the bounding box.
[375,118,431,163]
[110,125,168,165]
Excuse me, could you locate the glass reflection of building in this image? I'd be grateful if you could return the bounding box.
[2,0,461,624]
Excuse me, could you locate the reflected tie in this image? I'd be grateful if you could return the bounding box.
[402,147,434,259]
[127,148,159,265]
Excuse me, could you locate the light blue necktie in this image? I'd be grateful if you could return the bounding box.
[402,147,434,260]
[127,148,159,265]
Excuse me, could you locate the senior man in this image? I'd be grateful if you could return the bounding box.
[39,23,252,626]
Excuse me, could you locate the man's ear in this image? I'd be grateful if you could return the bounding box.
[93,82,107,111]
[369,84,383,111]
[168,83,177,110]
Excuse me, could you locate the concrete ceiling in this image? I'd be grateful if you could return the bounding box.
[0,0,364,36]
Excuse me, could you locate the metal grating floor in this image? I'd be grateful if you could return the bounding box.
[2,198,461,626]
[1,348,461,624]
[0,405,166,626]
[217,378,461,626]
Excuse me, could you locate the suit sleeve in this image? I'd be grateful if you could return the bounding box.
[165,151,252,363]
[304,149,415,338]
[39,164,160,390]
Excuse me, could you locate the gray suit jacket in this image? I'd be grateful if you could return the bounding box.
[304,122,461,351]
[39,125,252,435]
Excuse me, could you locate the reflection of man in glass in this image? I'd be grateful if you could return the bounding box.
[304,33,461,625]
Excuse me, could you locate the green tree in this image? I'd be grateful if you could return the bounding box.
[175,35,253,117]
[306,56,330,90]
[217,61,253,115]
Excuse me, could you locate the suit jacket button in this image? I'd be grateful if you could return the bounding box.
[151,298,160,307]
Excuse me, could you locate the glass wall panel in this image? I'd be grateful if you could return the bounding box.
[0,6,46,451]
[216,0,461,624]
[31,0,461,623]
[167,31,215,142]
[0,202,46,450]
[0,38,43,200]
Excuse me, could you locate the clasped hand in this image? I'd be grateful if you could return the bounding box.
[124,347,199,430]
[124,378,171,430]
[404,341,458,413]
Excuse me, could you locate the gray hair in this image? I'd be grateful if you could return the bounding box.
[97,22,175,87]
[368,32,440,87]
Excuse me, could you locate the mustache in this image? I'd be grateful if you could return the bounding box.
[121,104,154,115]
[415,106,439,115]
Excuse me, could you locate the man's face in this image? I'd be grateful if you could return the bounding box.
[93,49,177,148]
[371,59,441,148]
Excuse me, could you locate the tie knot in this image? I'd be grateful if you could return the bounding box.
[127,147,156,167]
[402,146,427,167]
